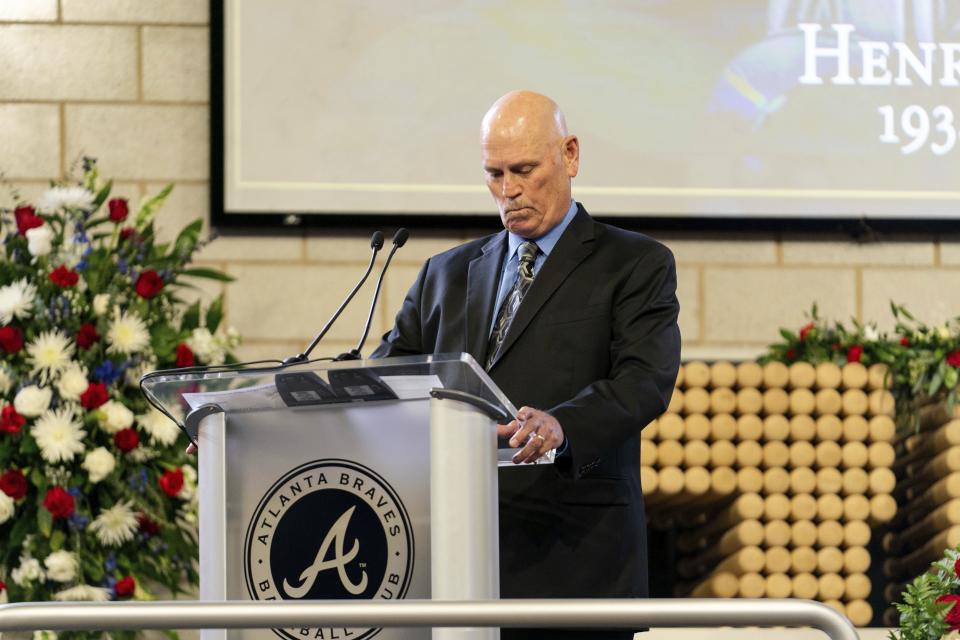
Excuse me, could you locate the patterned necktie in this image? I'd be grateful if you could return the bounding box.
[486,241,539,368]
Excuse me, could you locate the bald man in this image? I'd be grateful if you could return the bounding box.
[373,91,681,639]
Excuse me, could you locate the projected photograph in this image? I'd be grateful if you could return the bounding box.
[216,0,960,221]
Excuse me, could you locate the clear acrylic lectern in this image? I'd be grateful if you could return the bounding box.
[141,353,553,640]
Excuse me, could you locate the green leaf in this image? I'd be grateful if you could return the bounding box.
[179,267,234,282]
[779,329,798,342]
[136,183,174,228]
[929,371,944,397]
[37,507,53,537]
[92,179,113,210]
[205,295,224,332]
[50,529,65,551]
[181,300,201,332]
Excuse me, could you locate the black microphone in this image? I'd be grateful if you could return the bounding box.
[283,231,384,365]
[336,228,409,361]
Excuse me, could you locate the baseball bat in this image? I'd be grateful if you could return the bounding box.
[736,361,764,389]
[685,361,710,388]
[762,361,789,389]
[710,413,737,440]
[841,362,868,389]
[710,361,737,388]
[841,389,868,416]
[788,361,816,389]
[815,388,842,416]
[815,362,842,389]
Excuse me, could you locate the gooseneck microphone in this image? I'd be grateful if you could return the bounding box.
[283,231,385,365]
[336,228,409,361]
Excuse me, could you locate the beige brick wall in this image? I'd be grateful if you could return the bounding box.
[2,4,959,364]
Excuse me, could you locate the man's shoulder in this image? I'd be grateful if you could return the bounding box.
[425,231,502,267]
[590,216,675,263]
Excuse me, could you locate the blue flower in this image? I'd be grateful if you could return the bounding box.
[67,487,82,498]
[104,552,117,572]
[117,258,128,274]
[94,360,126,385]
[68,512,89,531]
[127,468,148,494]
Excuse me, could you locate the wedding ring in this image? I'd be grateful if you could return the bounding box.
[532,433,546,443]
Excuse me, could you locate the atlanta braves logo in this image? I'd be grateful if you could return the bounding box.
[244,460,413,640]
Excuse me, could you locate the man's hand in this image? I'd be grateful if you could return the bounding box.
[496,406,565,464]
[186,442,197,455]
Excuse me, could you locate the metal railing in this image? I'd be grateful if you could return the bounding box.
[0,598,859,639]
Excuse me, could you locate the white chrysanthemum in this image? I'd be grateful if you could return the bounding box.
[92,293,110,316]
[0,279,37,324]
[0,491,14,525]
[89,500,138,547]
[26,225,53,257]
[863,325,880,342]
[138,409,181,446]
[106,309,150,355]
[179,464,197,501]
[82,447,116,483]
[43,550,78,583]
[0,366,12,395]
[31,407,86,463]
[186,328,219,363]
[11,556,44,586]
[27,330,75,383]
[14,385,52,417]
[98,400,134,435]
[127,446,158,463]
[124,355,156,387]
[56,362,89,402]
[53,585,110,602]
[38,186,95,213]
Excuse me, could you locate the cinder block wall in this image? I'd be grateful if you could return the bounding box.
[3,2,960,363]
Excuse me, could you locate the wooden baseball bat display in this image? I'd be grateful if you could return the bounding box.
[738,573,766,598]
[869,441,896,469]
[844,546,871,574]
[710,413,737,440]
[679,545,765,578]
[791,493,818,521]
[841,389,868,416]
[692,493,765,538]
[764,546,791,574]
[737,414,763,441]
[841,468,869,496]
[685,361,710,388]
[869,414,896,442]
[791,546,818,573]
[668,387,684,414]
[817,467,844,495]
[763,467,790,495]
[869,494,897,524]
[684,387,711,415]
[675,363,685,388]
[815,441,843,468]
[684,440,711,468]
[764,493,791,521]
[841,362,868,389]
[640,442,658,467]
[691,572,739,598]
[685,414,711,441]
[868,467,896,495]
[843,494,871,521]
[763,388,790,415]
[792,573,819,599]
[737,467,764,494]
[869,389,895,417]
[710,387,737,415]
[658,412,685,441]
[817,546,844,574]
[657,440,684,467]
[842,415,869,441]
[710,466,738,498]
[841,441,868,469]
[736,387,763,415]
[681,467,711,501]
[818,520,845,547]
[710,440,737,467]
[884,526,960,578]
[815,362,842,389]
[762,441,790,470]
[790,467,817,495]
[647,466,684,504]
[790,414,816,441]
[889,500,960,550]
[867,363,890,390]
[846,600,873,627]
[815,388,842,416]
[845,573,871,600]
[736,440,763,468]
[815,414,843,441]
[762,415,790,442]
[917,402,960,432]
[818,573,845,601]
[788,362,816,389]
[789,388,816,415]
[791,520,817,547]
[736,361,764,389]
[641,418,658,440]
[789,441,816,468]
[903,420,960,459]
[765,573,792,598]
[764,519,791,547]
[762,361,789,388]
[817,493,844,521]
[844,520,871,547]
[710,361,737,388]
[640,466,658,494]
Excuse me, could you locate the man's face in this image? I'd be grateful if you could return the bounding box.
[482,132,579,239]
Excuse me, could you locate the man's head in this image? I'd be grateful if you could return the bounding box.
[481,91,579,239]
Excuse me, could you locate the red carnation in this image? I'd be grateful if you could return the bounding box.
[80,382,109,410]
[134,270,164,299]
[114,427,139,453]
[76,323,100,349]
[49,265,80,288]
[955,556,960,578]
[847,345,864,363]
[14,206,43,236]
[799,322,815,341]
[785,348,797,361]
[137,513,161,536]
[0,405,25,435]
[43,486,75,519]
[938,594,960,631]
[108,198,129,223]
[900,336,910,346]
[948,350,960,368]
[0,469,27,499]
[159,468,184,497]
[175,342,195,368]
[0,326,23,353]
[0,580,5,592]
[119,227,136,242]
[115,575,136,598]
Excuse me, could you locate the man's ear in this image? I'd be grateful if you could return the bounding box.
[563,135,580,178]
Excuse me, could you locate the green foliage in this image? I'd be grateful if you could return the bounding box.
[889,547,960,640]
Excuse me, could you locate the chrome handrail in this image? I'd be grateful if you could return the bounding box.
[0,598,859,640]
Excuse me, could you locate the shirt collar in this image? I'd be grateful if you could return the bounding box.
[506,200,578,260]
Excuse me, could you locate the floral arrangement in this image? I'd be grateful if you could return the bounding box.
[0,158,238,639]
[763,303,960,429]
[890,545,960,640]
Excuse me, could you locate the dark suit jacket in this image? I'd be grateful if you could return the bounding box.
[372,204,680,599]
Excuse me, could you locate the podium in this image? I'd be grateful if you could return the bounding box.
[141,353,553,640]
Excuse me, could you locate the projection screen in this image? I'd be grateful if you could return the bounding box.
[216,0,960,223]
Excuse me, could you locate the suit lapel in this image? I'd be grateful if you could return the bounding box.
[489,207,597,369]
[466,232,507,364]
